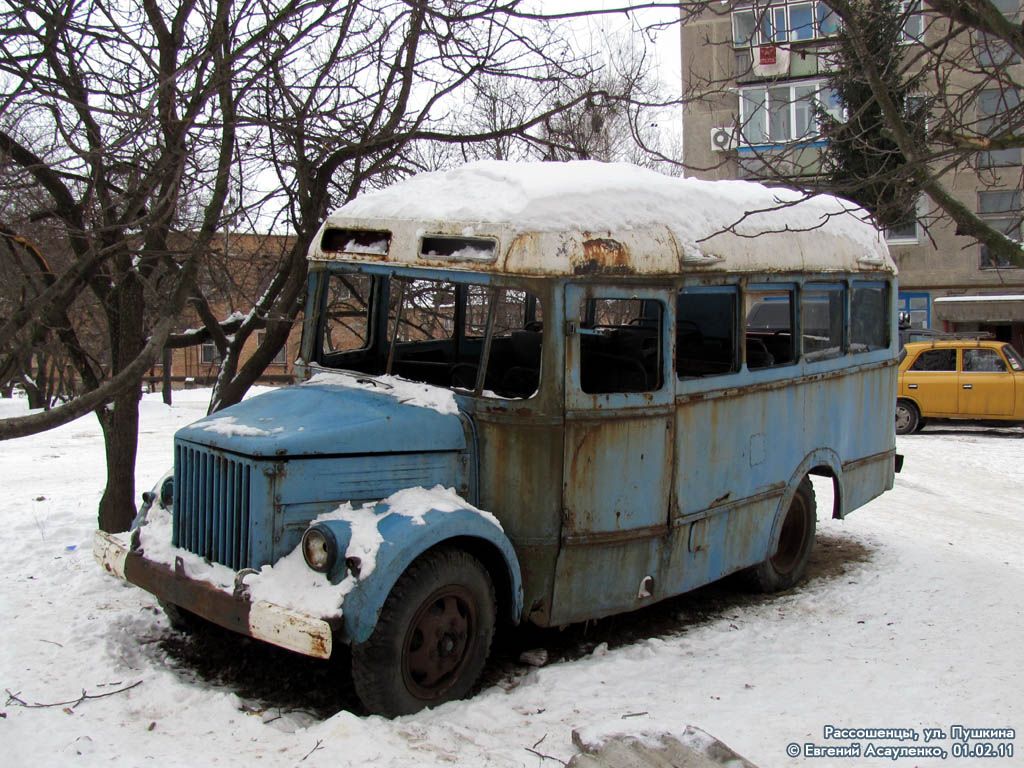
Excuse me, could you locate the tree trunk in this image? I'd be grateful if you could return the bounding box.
[96,387,141,533]
[96,272,146,533]
[162,346,172,406]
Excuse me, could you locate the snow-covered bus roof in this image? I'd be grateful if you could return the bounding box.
[308,161,895,278]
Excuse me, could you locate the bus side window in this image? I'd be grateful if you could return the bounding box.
[745,289,796,368]
[802,284,845,362]
[851,282,890,352]
[676,288,739,378]
[579,298,664,393]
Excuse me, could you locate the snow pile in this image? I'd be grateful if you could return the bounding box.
[201,415,285,437]
[305,371,459,415]
[331,160,883,260]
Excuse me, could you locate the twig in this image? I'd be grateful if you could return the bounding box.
[300,739,324,762]
[5,680,142,709]
[621,711,648,718]
[524,746,568,765]
[37,639,63,648]
[533,733,547,749]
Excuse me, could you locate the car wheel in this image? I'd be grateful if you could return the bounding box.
[351,547,496,717]
[895,399,920,435]
[745,478,816,593]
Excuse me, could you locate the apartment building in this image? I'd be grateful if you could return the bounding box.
[680,0,1024,351]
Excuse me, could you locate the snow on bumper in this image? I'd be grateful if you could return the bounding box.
[93,531,333,659]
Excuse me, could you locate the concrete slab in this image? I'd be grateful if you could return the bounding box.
[567,724,760,768]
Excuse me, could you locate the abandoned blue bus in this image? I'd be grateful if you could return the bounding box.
[96,161,899,716]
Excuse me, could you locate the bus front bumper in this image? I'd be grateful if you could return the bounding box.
[93,531,334,659]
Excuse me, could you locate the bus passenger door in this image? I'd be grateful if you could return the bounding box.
[550,283,675,625]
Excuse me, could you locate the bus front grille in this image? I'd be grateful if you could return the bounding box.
[172,444,254,570]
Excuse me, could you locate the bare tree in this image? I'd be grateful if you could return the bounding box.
[0,0,625,532]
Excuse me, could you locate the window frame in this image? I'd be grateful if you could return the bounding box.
[745,283,798,370]
[738,79,841,147]
[909,347,957,372]
[977,88,1022,168]
[732,1,839,46]
[851,280,891,353]
[885,197,922,244]
[257,331,288,365]
[978,189,1023,270]
[676,285,741,380]
[801,282,847,362]
[898,0,924,44]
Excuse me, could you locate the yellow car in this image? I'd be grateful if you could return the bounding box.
[896,339,1024,434]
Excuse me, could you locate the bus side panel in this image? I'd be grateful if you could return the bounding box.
[548,538,661,625]
[837,362,897,515]
[473,411,565,628]
[674,386,801,519]
[662,499,779,593]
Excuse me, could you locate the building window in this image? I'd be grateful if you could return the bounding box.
[733,1,838,46]
[738,80,841,145]
[898,292,930,329]
[977,88,1022,167]
[885,197,921,243]
[200,341,220,364]
[979,190,1022,269]
[973,0,1021,65]
[899,0,923,43]
[885,217,919,243]
[257,332,288,365]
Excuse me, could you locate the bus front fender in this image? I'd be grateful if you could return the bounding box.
[310,504,524,646]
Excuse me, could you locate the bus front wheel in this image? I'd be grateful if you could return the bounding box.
[351,546,496,717]
[747,478,816,593]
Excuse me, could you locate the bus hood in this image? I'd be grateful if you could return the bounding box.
[174,376,467,458]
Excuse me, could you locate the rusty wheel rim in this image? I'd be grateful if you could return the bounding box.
[771,492,809,575]
[402,585,477,701]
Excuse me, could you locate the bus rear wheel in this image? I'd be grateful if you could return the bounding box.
[747,478,816,593]
[351,547,496,717]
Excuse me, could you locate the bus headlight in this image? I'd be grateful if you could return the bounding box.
[302,526,338,573]
[160,476,174,508]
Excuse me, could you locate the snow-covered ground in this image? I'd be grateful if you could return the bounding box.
[2,389,1022,767]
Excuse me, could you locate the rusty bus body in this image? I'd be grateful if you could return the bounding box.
[96,162,899,716]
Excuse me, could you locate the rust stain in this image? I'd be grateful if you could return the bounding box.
[310,632,331,658]
[575,238,635,275]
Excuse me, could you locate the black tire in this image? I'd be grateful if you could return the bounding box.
[351,547,496,717]
[895,399,920,435]
[747,478,816,593]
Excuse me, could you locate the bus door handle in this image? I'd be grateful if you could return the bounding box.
[962,384,973,390]
[907,384,918,389]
